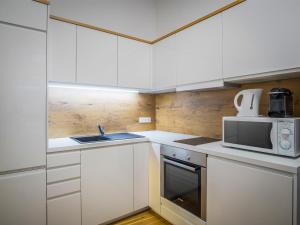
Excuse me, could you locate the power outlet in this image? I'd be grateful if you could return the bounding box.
[139,117,152,123]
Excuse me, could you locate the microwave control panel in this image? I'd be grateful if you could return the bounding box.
[277,121,294,154]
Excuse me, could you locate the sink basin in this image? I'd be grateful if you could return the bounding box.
[71,133,144,144]
[105,133,144,140]
[71,135,111,143]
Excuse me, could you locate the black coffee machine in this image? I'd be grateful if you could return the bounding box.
[268,88,293,118]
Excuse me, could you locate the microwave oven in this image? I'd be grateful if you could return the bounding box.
[222,116,300,157]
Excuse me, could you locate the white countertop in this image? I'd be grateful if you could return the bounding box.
[47,135,149,153]
[48,130,300,174]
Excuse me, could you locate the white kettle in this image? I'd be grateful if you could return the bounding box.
[234,89,263,117]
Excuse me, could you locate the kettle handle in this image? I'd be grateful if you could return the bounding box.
[234,90,244,112]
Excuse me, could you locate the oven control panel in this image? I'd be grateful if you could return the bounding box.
[161,145,207,167]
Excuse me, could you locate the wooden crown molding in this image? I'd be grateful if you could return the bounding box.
[49,0,245,44]
[151,0,246,43]
[33,0,49,5]
[49,15,152,44]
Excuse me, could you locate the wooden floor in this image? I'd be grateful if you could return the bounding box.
[111,210,172,225]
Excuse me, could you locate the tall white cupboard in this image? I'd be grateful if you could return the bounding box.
[0,2,47,225]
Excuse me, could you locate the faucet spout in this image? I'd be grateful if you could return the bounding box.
[97,124,105,136]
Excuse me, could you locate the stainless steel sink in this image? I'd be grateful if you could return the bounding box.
[71,133,144,144]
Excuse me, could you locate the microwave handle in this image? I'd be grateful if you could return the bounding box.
[270,124,275,147]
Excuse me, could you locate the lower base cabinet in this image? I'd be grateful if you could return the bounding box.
[207,156,293,225]
[134,143,149,210]
[81,145,134,225]
[81,143,150,225]
[0,170,46,225]
[47,193,81,225]
[149,143,161,214]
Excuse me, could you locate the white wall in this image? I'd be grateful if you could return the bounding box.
[50,0,157,40]
[155,0,233,37]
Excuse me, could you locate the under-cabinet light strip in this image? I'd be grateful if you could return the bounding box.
[48,83,139,93]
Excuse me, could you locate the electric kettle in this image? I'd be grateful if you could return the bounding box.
[234,89,263,117]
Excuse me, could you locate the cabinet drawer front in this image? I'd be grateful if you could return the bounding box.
[47,179,80,199]
[47,165,80,184]
[47,151,80,168]
[47,192,81,225]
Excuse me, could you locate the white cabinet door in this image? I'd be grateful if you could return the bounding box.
[207,157,293,225]
[153,36,177,90]
[48,19,76,83]
[177,14,222,85]
[77,26,118,87]
[133,143,149,210]
[47,193,81,225]
[0,0,47,30]
[0,23,46,172]
[149,143,161,214]
[0,170,46,225]
[223,0,300,79]
[81,145,134,225]
[118,37,152,89]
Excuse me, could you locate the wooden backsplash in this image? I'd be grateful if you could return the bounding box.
[155,78,300,138]
[48,87,155,138]
[49,78,300,139]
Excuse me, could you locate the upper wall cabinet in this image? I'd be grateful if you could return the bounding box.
[223,0,300,79]
[118,37,152,89]
[0,0,47,31]
[176,14,222,86]
[77,27,118,87]
[153,36,177,90]
[48,19,76,83]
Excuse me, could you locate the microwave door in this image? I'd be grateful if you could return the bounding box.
[224,120,274,151]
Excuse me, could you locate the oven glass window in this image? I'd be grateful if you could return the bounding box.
[224,121,273,149]
[164,160,201,217]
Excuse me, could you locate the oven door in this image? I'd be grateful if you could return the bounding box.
[161,157,206,220]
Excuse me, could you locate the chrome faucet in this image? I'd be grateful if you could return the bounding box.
[97,124,105,136]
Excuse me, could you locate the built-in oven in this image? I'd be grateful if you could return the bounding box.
[160,144,207,221]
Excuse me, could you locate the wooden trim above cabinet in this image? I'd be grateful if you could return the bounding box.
[49,0,245,44]
[33,0,49,5]
[49,15,153,44]
[151,0,246,43]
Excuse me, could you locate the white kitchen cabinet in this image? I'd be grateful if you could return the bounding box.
[48,19,76,83]
[133,143,149,210]
[149,143,161,214]
[223,0,300,79]
[47,165,80,184]
[47,193,81,225]
[47,178,81,199]
[77,26,118,87]
[0,0,47,30]
[176,14,222,86]
[0,170,46,225]
[47,151,81,168]
[0,23,46,172]
[118,37,152,89]
[153,36,177,90]
[81,145,134,225]
[207,156,293,225]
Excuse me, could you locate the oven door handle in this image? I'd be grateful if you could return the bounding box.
[163,158,199,172]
